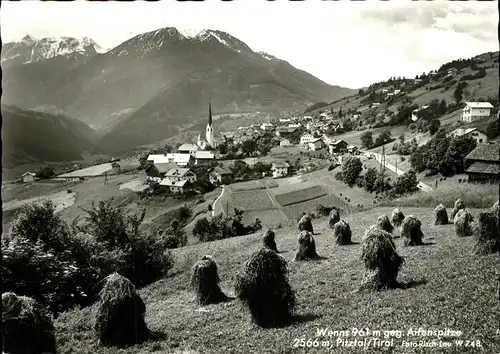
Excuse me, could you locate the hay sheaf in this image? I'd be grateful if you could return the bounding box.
[333,220,352,245]
[472,211,499,255]
[2,292,56,354]
[401,215,424,246]
[234,247,296,328]
[262,229,278,252]
[328,208,340,229]
[190,256,228,305]
[454,209,474,238]
[391,208,405,228]
[451,198,466,220]
[360,228,403,291]
[376,215,394,233]
[93,272,150,347]
[294,231,320,260]
[298,214,314,234]
[434,204,449,225]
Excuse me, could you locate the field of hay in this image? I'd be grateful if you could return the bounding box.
[275,186,327,206]
[229,178,278,192]
[54,206,500,353]
[227,190,278,212]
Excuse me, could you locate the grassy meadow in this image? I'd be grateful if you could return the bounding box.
[54,206,500,354]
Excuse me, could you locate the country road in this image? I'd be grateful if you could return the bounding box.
[365,151,433,192]
[212,185,228,217]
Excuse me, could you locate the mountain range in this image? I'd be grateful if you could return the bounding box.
[2,28,355,157]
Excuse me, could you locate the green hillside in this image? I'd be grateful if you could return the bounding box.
[55,206,499,353]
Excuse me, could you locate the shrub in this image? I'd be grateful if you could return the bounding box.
[73,199,174,288]
[334,171,343,181]
[235,248,295,327]
[93,273,150,347]
[193,217,211,240]
[434,204,449,225]
[472,211,499,255]
[2,292,56,354]
[360,228,403,291]
[391,208,405,228]
[401,215,424,246]
[454,209,474,237]
[294,231,319,261]
[316,204,334,217]
[333,220,352,245]
[262,229,278,252]
[342,157,363,187]
[190,256,228,305]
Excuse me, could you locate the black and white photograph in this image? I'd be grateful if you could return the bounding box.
[1,0,499,353]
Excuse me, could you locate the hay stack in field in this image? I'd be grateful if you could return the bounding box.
[190,255,228,305]
[451,198,466,219]
[2,292,56,354]
[93,272,150,347]
[360,228,403,290]
[234,247,296,328]
[391,208,405,228]
[298,214,314,234]
[401,215,424,246]
[434,204,449,225]
[377,215,394,233]
[333,220,352,245]
[262,229,278,252]
[473,211,499,255]
[454,209,474,237]
[294,231,319,261]
[328,208,340,229]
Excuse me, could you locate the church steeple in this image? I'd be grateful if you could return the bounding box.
[208,98,213,126]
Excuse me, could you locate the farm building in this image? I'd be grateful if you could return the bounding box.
[147,153,193,167]
[145,163,177,182]
[194,150,215,165]
[464,142,499,183]
[209,167,233,185]
[448,127,488,144]
[260,123,274,131]
[275,126,297,138]
[160,179,189,194]
[300,133,315,145]
[347,145,360,155]
[111,162,121,175]
[178,143,200,155]
[279,138,292,147]
[271,162,290,178]
[329,140,348,154]
[461,102,494,123]
[164,168,197,183]
[308,138,324,151]
[288,123,301,129]
[22,172,36,183]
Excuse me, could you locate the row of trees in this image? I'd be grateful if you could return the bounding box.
[409,129,477,176]
[360,131,394,150]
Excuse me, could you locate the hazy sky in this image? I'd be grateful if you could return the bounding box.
[1,0,497,89]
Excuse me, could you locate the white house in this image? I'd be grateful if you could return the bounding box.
[300,133,315,145]
[271,162,290,178]
[308,138,324,151]
[462,102,493,123]
[448,127,488,144]
[159,168,197,194]
[394,89,401,95]
[280,138,292,147]
[193,150,215,165]
[288,123,301,129]
[260,123,274,131]
[22,172,36,183]
[178,143,199,155]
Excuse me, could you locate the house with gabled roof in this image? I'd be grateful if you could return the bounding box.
[465,142,499,183]
[145,163,178,182]
[22,172,36,183]
[271,162,290,178]
[209,166,233,185]
[462,102,494,123]
[448,127,488,145]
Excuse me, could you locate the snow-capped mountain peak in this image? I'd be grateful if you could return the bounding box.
[1,35,106,66]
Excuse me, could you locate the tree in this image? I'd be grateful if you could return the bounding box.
[453,81,467,103]
[429,119,441,135]
[338,107,343,119]
[242,140,257,157]
[399,133,406,144]
[363,167,378,192]
[360,131,374,149]
[36,166,55,179]
[439,136,477,176]
[409,123,417,132]
[342,157,363,187]
[218,142,228,155]
[375,131,392,147]
[486,120,499,139]
[392,170,419,196]
[330,107,334,115]
[437,99,447,116]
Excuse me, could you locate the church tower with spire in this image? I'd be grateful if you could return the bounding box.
[205,98,214,148]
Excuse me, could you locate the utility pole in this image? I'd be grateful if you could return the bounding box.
[395,156,398,175]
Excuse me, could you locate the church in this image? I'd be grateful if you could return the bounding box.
[196,99,216,150]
